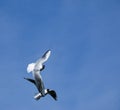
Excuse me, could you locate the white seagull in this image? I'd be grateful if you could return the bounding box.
[24,50,57,101]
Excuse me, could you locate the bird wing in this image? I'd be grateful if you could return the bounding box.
[24,77,36,85]
[48,90,57,101]
[34,50,51,70]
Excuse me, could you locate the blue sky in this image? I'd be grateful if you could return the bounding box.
[0,0,120,110]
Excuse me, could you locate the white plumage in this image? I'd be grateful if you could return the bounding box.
[24,50,57,101]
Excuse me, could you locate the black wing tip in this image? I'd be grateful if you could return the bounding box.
[46,49,51,54]
[42,49,51,58]
[48,90,57,101]
[24,77,36,85]
[45,49,51,54]
[24,77,29,80]
[55,97,58,101]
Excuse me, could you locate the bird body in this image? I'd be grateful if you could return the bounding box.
[24,50,57,101]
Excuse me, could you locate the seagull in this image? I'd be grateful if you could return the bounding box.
[24,50,57,101]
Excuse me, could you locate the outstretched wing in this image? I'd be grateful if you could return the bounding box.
[48,90,57,101]
[35,50,51,70]
[24,78,36,85]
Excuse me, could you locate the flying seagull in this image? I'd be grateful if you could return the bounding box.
[24,50,57,101]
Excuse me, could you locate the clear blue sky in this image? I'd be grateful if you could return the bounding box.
[0,0,120,110]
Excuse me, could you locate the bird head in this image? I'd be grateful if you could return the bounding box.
[27,63,35,73]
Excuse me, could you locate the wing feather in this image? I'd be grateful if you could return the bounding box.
[35,50,51,70]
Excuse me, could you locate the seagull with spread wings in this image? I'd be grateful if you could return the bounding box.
[24,50,57,101]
